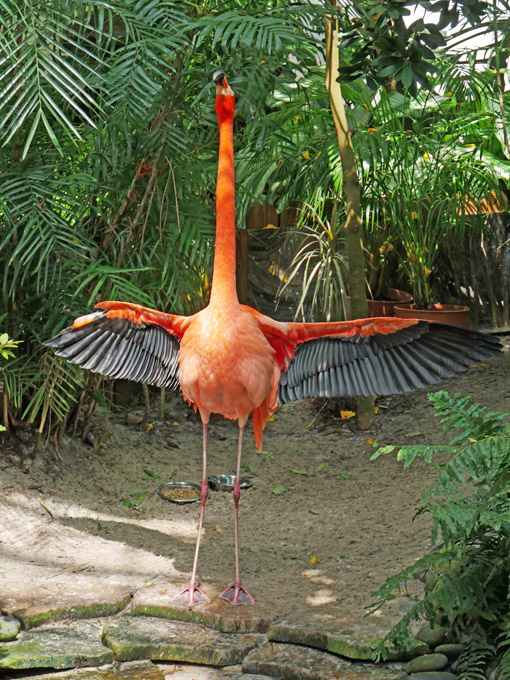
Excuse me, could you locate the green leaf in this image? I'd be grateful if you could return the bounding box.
[341,471,351,480]
[290,468,308,475]
[315,463,325,471]
[22,108,42,159]
[142,468,159,481]
[400,63,414,89]
[272,485,286,495]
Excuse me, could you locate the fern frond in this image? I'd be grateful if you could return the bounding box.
[369,392,510,671]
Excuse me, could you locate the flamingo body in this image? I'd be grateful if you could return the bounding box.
[46,71,502,608]
[178,303,277,428]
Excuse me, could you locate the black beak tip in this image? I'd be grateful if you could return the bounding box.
[213,70,225,85]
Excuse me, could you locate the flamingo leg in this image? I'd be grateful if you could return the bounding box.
[172,422,210,607]
[219,426,255,606]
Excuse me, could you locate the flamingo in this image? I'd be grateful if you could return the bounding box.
[46,70,501,608]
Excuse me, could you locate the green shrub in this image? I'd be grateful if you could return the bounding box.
[369,390,510,679]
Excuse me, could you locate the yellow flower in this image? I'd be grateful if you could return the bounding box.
[411,211,418,220]
[424,267,432,277]
[423,152,431,161]
[310,555,318,564]
[146,423,153,432]
[365,437,374,445]
[302,150,311,160]
[379,241,394,254]
[340,410,356,420]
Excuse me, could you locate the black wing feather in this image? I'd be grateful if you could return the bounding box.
[45,311,180,390]
[278,321,501,404]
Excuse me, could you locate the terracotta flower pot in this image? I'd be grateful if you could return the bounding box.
[394,303,470,328]
[366,288,413,317]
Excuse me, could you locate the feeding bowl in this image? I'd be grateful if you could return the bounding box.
[157,481,201,504]
[208,474,254,492]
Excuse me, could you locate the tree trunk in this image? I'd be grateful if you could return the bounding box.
[325,11,374,430]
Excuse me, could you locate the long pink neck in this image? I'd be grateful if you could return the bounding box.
[209,102,238,308]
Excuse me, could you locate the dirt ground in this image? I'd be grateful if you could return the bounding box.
[1,336,509,623]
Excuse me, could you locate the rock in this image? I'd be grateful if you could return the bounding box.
[434,643,464,659]
[403,653,449,673]
[415,622,447,647]
[220,675,274,680]
[131,579,274,633]
[102,615,262,666]
[0,627,114,670]
[407,674,456,680]
[243,642,408,679]
[126,413,143,426]
[268,610,427,661]
[0,615,20,641]
[221,676,272,679]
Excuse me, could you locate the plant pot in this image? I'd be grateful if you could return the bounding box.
[346,288,413,318]
[366,288,413,317]
[394,303,470,328]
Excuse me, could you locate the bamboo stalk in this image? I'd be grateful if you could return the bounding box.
[2,392,8,431]
[142,383,151,430]
[325,8,374,429]
[159,387,165,421]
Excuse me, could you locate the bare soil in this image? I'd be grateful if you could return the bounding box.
[1,338,509,623]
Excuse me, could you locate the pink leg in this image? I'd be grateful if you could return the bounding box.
[172,422,210,608]
[219,426,255,606]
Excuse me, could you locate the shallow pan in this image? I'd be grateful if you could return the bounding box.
[208,475,254,492]
[157,481,201,504]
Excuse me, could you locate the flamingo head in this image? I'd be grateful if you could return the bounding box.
[214,70,235,122]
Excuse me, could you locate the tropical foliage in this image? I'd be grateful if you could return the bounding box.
[0,0,323,444]
[370,391,510,678]
[359,87,505,308]
[1,0,510,447]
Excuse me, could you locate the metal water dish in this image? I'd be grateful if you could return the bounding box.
[208,475,254,492]
[157,481,201,504]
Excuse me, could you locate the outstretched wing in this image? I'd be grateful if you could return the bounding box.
[278,321,501,404]
[45,302,190,390]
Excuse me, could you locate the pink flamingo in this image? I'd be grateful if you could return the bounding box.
[46,71,501,607]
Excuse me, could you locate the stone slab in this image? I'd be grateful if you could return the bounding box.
[0,660,168,679]
[131,580,276,633]
[267,610,427,661]
[0,627,114,670]
[243,642,408,680]
[0,581,132,630]
[102,615,263,666]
